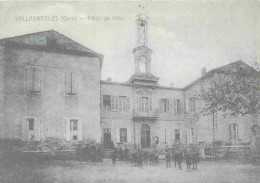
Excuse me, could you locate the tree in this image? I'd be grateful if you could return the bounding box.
[199,62,260,143]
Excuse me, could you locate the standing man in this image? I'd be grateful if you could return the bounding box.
[165,149,172,168]
[89,143,96,166]
[112,148,117,165]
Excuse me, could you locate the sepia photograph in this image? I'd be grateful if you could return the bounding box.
[0,0,260,182]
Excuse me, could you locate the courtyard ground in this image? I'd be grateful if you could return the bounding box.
[0,158,260,183]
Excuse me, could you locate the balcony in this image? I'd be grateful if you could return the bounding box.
[133,109,159,121]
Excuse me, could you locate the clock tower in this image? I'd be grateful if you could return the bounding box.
[129,14,159,86]
[133,14,153,75]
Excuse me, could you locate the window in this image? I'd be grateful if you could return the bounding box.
[140,62,146,73]
[28,118,34,131]
[26,117,36,141]
[139,97,149,112]
[175,99,181,114]
[120,128,127,143]
[160,98,169,113]
[70,119,78,131]
[175,129,180,141]
[27,67,41,92]
[65,71,78,94]
[73,135,77,140]
[102,95,130,111]
[103,95,111,111]
[119,96,127,111]
[233,123,238,139]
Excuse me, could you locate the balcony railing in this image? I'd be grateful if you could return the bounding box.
[133,109,160,120]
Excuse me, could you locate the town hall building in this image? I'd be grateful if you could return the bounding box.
[0,16,258,149]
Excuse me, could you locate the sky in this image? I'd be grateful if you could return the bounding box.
[0,1,259,88]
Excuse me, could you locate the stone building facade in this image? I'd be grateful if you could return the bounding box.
[0,29,258,148]
[0,30,103,142]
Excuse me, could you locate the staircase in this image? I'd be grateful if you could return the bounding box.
[103,148,114,159]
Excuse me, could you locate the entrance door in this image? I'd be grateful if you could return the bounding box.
[141,124,151,148]
[103,128,112,148]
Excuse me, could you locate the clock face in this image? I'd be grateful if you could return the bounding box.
[140,56,147,63]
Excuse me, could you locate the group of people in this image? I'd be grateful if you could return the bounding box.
[76,142,201,171]
[76,142,103,165]
[110,144,201,171]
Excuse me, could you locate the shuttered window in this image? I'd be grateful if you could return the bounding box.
[161,98,169,113]
[28,118,34,131]
[103,95,130,111]
[176,99,181,114]
[139,97,149,112]
[175,129,181,141]
[120,128,127,142]
[27,67,41,92]
[65,71,78,94]
[103,95,111,111]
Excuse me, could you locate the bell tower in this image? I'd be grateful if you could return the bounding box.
[133,14,153,75]
[129,14,159,86]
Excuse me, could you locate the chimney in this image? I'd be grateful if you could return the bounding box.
[107,77,112,82]
[201,67,206,76]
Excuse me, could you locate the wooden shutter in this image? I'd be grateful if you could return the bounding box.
[136,97,139,111]
[35,118,41,141]
[186,99,189,113]
[115,96,119,111]
[180,100,183,114]
[236,124,239,140]
[26,66,33,91]
[111,96,115,111]
[166,99,170,112]
[116,128,120,143]
[160,99,163,113]
[123,97,127,111]
[174,99,177,113]
[72,72,78,94]
[145,98,149,112]
[229,124,232,142]
[169,99,173,113]
[65,71,71,94]
[65,118,70,141]
[22,118,27,141]
[139,98,142,111]
[149,98,152,112]
[127,128,131,143]
[127,97,130,111]
[100,95,103,110]
[34,68,41,92]
[78,119,83,141]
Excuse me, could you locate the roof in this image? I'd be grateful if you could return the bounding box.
[183,60,259,90]
[0,30,104,60]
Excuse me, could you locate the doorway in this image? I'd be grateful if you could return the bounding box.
[103,128,112,148]
[141,124,151,148]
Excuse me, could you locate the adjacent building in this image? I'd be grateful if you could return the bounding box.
[0,30,103,142]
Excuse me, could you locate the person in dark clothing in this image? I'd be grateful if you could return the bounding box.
[118,147,123,161]
[165,150,172,168]
[123,147,129,161]
[112,148,117,165]
[89,143,96,165]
